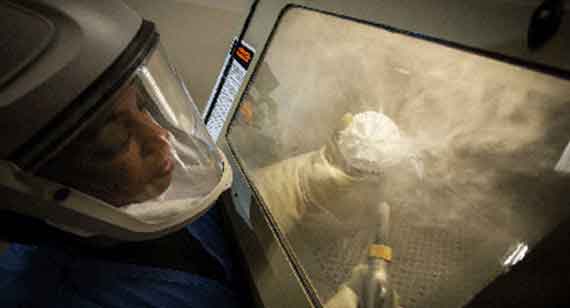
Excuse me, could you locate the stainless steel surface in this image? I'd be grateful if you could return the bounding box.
[220,4,570,308]
[222,191,317,308]
[365,202,392,308]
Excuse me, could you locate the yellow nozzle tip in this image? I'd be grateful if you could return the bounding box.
[341,113,354,129]
[368,244,393,262]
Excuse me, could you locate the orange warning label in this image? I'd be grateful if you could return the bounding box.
[233,42,254,69]
[236,47,252,63]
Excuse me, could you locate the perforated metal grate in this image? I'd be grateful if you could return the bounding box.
[388,213,506,308]
[290,206,511,308]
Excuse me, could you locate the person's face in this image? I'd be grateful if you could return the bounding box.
[38,85,174,206]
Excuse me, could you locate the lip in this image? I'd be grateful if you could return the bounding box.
[157,155,174,177]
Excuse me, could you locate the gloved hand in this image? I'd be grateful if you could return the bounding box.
[324,263,401,308]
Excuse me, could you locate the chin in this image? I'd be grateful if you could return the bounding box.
[155,172,173,194]
[144,171,174,200]
[107,172,174,206]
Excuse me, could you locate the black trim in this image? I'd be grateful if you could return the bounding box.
[528,0,564,51]
[466,217,570,307]
[224,7,323,304]
[297,4,570,80]
[9,21,159,172]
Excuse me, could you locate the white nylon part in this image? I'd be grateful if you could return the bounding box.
[0,149,232,238]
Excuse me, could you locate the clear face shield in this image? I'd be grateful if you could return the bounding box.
[0,43,232,240]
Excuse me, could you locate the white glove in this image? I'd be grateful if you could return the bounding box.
[325,263,401,308]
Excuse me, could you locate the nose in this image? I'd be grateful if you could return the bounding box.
[130,113,170,159]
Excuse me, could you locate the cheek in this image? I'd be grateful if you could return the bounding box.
[73,140,144,193]
[105,142,147,187]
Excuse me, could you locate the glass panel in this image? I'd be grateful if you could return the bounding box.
[228,8,570,308]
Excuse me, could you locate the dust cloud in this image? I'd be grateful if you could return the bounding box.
[228,7,570,308]
[243,8,570,238]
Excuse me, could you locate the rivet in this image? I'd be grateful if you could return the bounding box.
[53,188,71,202]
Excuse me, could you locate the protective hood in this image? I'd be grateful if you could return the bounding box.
[0,21,232,241]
